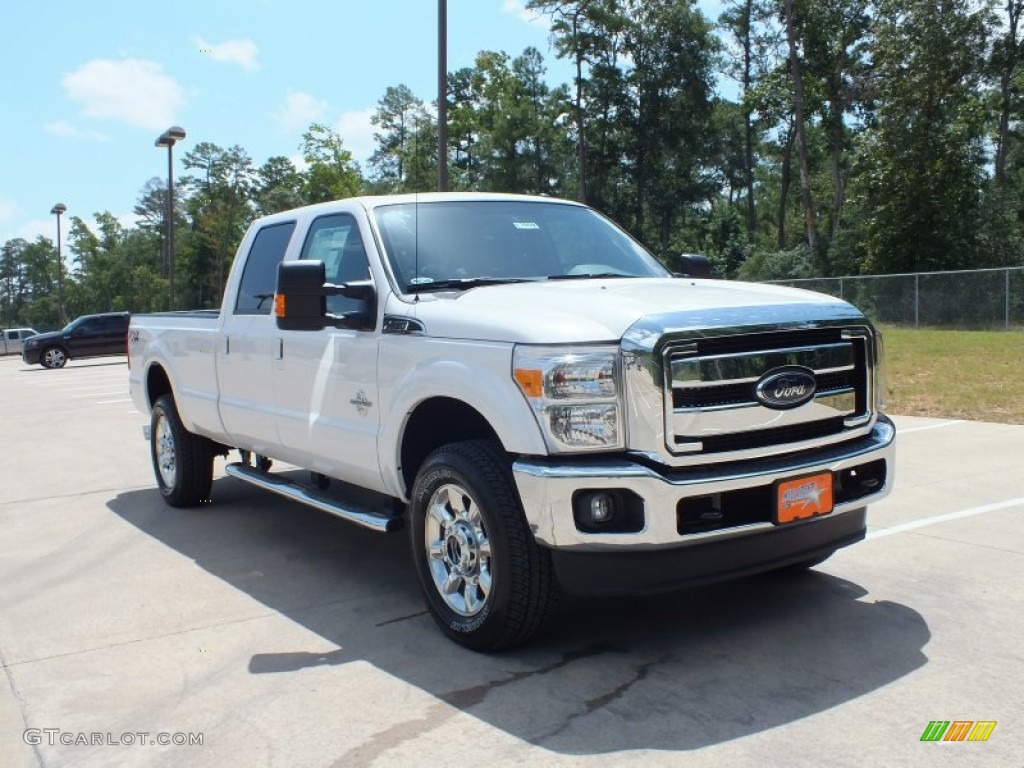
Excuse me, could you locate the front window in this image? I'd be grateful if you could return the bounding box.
[373,200,669,292]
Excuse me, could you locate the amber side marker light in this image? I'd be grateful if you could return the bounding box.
[274,294,286,317]
[514,368,543,398]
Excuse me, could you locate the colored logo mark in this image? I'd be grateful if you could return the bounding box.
[920,720,997,742]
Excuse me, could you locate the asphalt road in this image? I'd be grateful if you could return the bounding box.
[1,355,1022,768]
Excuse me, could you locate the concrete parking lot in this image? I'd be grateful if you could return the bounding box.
[1,355,1022,768]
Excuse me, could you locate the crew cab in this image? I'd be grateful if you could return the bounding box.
[23,312,130,368]
[128,193,894,650]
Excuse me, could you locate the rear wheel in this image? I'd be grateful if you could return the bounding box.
[409,440,557,651]
[41,347,67,368]
[150,394,214,507]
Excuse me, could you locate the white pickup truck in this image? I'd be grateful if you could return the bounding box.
[129,192,894,650]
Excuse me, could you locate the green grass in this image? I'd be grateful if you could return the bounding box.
[882,328,1024,424]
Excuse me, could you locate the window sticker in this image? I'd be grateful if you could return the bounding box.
[513,222,540,230]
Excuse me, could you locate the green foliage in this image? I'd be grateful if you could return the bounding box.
[737,245,817,281]
[6,0,1024,325]
[301,124,363,203]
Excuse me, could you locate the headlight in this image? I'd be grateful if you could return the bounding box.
[513,346,624,452]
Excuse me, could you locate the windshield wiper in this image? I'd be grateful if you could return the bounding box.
[546,272,640,280]
[406,277,537,293]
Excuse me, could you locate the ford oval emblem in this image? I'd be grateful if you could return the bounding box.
[755,367,817,410]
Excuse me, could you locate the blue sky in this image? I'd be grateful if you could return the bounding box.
[0,0,724,248]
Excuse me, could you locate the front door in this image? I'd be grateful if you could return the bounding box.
[272,211,383,491]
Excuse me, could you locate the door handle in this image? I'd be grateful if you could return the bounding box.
[275,338,284,359]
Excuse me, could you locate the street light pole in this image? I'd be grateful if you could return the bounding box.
[155,126,186,310]
[50,203,66,325]
[438,0,448,192]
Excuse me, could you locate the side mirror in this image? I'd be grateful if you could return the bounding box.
[275,260,377,332]
[675,253,711,278]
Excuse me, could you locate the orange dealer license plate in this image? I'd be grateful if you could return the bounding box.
[774,472,834,525]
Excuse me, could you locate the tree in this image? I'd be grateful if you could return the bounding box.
[301,123,363,203]
[854,0,990,273]
[255,156,304,215]
[993,1,1024,187]
[369,85,428,190]
[783,0,819,256]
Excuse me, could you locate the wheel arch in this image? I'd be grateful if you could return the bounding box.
[398,397,503,497]
[145,363,173,411]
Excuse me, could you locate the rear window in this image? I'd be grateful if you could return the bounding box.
[235,222,296,314]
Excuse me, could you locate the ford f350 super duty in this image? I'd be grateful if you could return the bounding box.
[128,192,894,650]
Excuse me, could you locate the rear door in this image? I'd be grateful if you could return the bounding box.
[217,220,297,455]
[97,315,129,355]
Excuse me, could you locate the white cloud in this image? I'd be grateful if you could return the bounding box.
[44,120,110,142]
[194,37,260,71]
[501,0,548,28]
[0,198,20,225]
[15,219,54,243]
[334,109,376,165]
[62,59,185,131]
[272,90,328,132]
[287,154,310,173]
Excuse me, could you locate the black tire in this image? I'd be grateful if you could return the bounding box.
[41,346,67,369]
[150,394,214,507]
[409,440,558,651]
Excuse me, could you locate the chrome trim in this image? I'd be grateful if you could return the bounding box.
[513,417,894,550]
[224,463,401,533]
[621,308,878,468]
[670,343,854,388]
[382,315,425,335]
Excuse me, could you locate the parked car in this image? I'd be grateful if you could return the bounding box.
[1,327,39,356]
[22,312,130,368]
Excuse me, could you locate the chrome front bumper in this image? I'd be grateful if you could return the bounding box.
[513,416,895,550]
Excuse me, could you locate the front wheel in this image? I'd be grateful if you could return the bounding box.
[150,394,214,507]
[409,440,558,651]
[41,347,67,368]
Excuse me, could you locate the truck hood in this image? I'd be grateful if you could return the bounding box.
[22,330,62,346]
[405,278,862,344]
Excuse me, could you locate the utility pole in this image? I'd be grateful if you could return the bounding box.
[438,0,448,191]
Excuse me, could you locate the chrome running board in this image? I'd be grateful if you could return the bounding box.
[224,462,402,533]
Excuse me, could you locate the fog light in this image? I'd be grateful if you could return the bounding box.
[589,492,615,523]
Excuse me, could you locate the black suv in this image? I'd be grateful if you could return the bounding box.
[22,312,131,369]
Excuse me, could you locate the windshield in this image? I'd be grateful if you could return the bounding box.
[372,200,670,292]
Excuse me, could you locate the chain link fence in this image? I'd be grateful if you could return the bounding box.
[768,267,1024,330]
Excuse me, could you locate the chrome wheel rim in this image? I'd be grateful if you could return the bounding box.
[44,349,65,368]
[424,483,492,617]
[155,413,177,488]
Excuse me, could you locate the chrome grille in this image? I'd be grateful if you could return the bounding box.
[664,329,871,456]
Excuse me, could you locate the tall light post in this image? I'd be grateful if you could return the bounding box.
[155,126,186,310]
[438,0,448,192]
[50,203,66,326]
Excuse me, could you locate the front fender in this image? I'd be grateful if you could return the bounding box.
[377,337,547,497]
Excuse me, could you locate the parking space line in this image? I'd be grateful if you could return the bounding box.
[897,420,964,434]
[867,496,1024,539]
